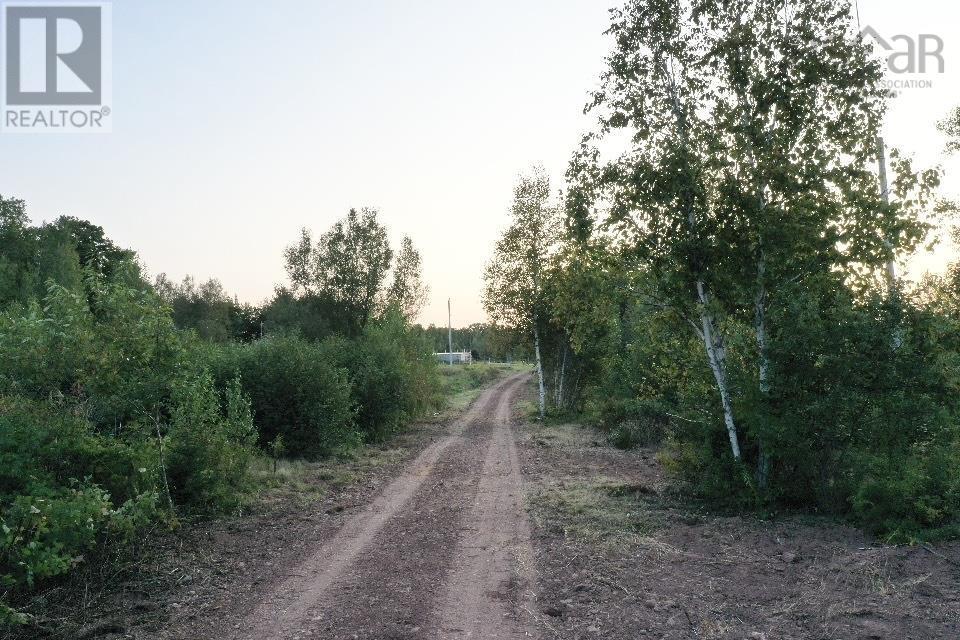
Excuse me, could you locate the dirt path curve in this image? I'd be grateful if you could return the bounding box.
[235,372,537,640]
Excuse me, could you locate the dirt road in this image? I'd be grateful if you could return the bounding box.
[236,373,536,640]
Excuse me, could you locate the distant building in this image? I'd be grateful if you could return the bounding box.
[436,351,472,365]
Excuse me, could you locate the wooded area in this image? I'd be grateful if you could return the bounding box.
[484,0,960,543]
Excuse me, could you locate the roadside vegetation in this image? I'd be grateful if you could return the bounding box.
[485,0,960,543]
[0,201,442,625]
[436,362,532,415]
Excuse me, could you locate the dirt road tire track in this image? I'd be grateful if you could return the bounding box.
[434,375,536,639]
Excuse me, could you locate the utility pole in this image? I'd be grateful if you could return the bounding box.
[447,298,453,365]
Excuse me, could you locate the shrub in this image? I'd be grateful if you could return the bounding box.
[324,312,440,443]
[165,372,257,512]
[1,485,158,592]
[209,334,355,458]
[0,395,159,509]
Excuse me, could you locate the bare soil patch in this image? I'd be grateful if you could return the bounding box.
[519,417,960,640]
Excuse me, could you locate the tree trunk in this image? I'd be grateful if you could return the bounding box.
[696,281,741,460]
[556,343,567,410]
[553,345,562,407]
[533,323,546,419]
[754,257,771,488]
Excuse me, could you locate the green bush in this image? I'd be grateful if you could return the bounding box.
[1,485,158,592]
[209,334,355,458]
[0,271,262,612]
[0,395,159,510]
[325,311,440,443]
[166,372,257,512]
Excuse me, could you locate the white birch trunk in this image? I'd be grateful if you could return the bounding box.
[697,281,741,460]
[557,344,567,410]
[533,323,546,419]
[754,257,771,487]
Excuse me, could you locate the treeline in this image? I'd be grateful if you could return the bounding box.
[485,0,960,542]
[413,323,529,362]
[0,200,439,622]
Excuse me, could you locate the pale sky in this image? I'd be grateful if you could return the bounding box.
[1,1,958,326]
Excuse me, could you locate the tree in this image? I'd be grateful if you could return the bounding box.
[283,208,393,334]
[0,196,36,306]
[388,236,429,321]
[484,168,561,418]
[154,274,260,342]
[570,0,937,476]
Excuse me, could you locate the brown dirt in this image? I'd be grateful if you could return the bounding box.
[231,372,535,640]
[518,399,960,639]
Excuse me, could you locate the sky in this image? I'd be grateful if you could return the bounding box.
[1,0,958,327]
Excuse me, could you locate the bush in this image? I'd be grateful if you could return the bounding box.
[209,334,355,458]
[0,272,262,613]
[0,395,159,510]
[0,398,163,599]
[1,485,158,592]
[165,372,257,512]
[325,312,440,443]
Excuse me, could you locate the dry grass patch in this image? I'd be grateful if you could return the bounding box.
[528,477,662,549]
[250,445,408,506]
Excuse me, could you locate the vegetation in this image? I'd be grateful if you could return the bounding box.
[0,199,441,623]
[437,361,532,414]
[485,0,960,543]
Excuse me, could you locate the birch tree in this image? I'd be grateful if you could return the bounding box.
[483,169,561,419]
[569,0,937,471]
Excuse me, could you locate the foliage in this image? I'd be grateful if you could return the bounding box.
[165,372,257,512]
[387,236,429,322]
[155,274,262,342]
[325,311,442,443]
[484,168,563,418]
[283,208,394,334]
[209,334,356,458]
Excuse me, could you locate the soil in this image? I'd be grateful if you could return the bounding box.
[19,373,960,640]
[517,388,960,639]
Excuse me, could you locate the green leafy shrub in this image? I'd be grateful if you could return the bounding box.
[0,395,159,510]
[1,485,158,591]
[210,334,355,458]
[166,372,257,512]
[325,311,440,443]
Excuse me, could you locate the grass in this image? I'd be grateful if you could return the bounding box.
[249,444,407,507]
[525,422,672,551]
[528,476,661,548]
[436,361,531,417]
